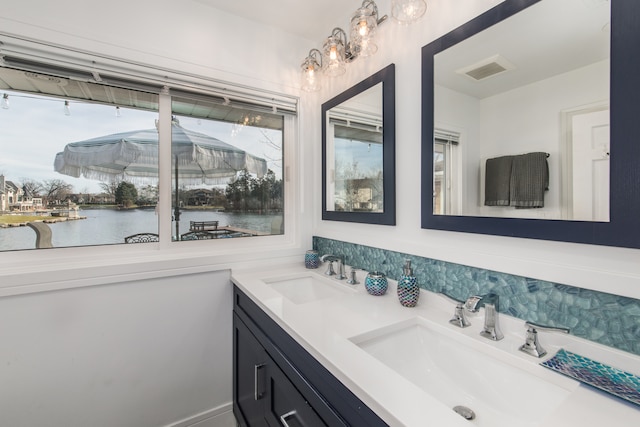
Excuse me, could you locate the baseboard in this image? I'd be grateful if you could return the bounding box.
[164,402,236,427]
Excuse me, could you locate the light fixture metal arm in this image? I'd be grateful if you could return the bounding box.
[307,48,323,68]
[362,0,388,25]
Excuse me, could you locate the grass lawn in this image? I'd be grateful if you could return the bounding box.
[0,215,46,225]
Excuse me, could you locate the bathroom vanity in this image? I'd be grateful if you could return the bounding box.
[233,285,386,426]
[232,264,639,426]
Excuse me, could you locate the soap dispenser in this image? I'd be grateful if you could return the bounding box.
[397,260,419,307]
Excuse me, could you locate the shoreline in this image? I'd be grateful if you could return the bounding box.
[0,216,86,228]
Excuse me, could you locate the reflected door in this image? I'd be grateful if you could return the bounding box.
[571,109,610,221]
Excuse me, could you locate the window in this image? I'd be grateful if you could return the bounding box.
[170,94,284,241]
[433,131,459,215]
[0,56,292,251]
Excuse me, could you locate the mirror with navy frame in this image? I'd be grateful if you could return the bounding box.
[323,63,396,225]
[421,0,640,248]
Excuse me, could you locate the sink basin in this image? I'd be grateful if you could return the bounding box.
[263,273,355,304]
[350,317,574,427]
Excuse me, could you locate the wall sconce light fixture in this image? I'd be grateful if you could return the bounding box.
[323,28,351,77]
[301,0,408,92]
[351,0,388,57]
[301,49,323,92]
[391,0,427,24]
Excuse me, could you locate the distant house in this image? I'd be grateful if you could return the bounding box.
[0,175,24,212]
[0,175,42,212]
[334,177,383,212]
[186,188,215,206]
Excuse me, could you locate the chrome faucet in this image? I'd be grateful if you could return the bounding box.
[519,322,570,358]
[465,293,504,341]
[320,254,346,280]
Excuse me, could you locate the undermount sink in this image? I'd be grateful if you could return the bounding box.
[350,317,575,427]
[263,273,356,304]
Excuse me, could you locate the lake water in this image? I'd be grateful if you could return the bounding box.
[0,208,282,251]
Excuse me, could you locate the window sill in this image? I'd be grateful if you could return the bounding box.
[0,235,302,297]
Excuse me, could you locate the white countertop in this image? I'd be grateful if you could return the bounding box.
[232,263,639,427]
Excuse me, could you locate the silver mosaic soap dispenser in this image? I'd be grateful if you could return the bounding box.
[397,260,420,307]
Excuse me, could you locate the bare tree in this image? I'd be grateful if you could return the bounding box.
[20,178,43,197]
[99,181,119,196]
[41,179,74,204]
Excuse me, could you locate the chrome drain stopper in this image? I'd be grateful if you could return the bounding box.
[453,405,476,421]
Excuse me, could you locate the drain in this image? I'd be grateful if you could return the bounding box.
[453,405,476,421]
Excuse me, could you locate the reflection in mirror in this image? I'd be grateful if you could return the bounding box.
[326,83,383,213]
[433,0,610,221]
[322,64,395,225]
[421,0,640,248]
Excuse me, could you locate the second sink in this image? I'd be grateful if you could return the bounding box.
[350,317,575,427]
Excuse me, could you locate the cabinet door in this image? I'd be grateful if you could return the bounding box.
[264,360,328,427]
[234,315,269,427]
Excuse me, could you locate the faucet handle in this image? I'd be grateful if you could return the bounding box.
[524,321,570,334]
[519,322,570,358]
[323,260,336,276]
[346,267,359,285]
[439,293,471,328]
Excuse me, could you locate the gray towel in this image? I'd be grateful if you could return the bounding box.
[484,155,513,206]
[509,152,549,208]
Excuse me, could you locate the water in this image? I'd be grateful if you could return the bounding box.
[0,208,282,251]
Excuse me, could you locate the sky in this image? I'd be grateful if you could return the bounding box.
[334,138,383,178]
[0,90,283,194]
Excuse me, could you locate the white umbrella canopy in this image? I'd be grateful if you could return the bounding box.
[54,122,268,184]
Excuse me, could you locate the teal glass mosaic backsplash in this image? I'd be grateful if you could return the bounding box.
[313,236,640,356]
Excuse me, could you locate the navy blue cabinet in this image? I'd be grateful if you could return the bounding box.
[233,286,387,427]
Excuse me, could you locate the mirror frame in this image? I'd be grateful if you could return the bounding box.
[323,63,396,225]
[421,0,640,249]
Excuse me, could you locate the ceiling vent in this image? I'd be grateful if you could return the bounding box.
[456,54,515,81]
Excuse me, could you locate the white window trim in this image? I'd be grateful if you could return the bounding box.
[434,129,462,215]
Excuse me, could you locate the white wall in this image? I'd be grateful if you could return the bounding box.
[309,0,640,300]
[0,269,233,427]
[0,0,308,94]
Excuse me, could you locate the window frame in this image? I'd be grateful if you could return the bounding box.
[0,44,300,283]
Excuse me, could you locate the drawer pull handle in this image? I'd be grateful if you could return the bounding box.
[254,363,265,400]
[279,410,301,427]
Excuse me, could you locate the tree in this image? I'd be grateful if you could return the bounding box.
[99,181,119,196]
[225,169,253,212]
[138,184,159,205]
[252,169,277,212]
[115,182,138,207]
[41,179,74,204]
[20,179,42,197]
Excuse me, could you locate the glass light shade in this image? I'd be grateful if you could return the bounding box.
[1,94,8,109]
[350,7,378,57]
[323,36,346,77]
[301,58,322,92]
[63,100,71,116]
[392,0,427,25]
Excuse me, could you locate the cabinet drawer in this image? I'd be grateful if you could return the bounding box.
[265,358,328,427]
